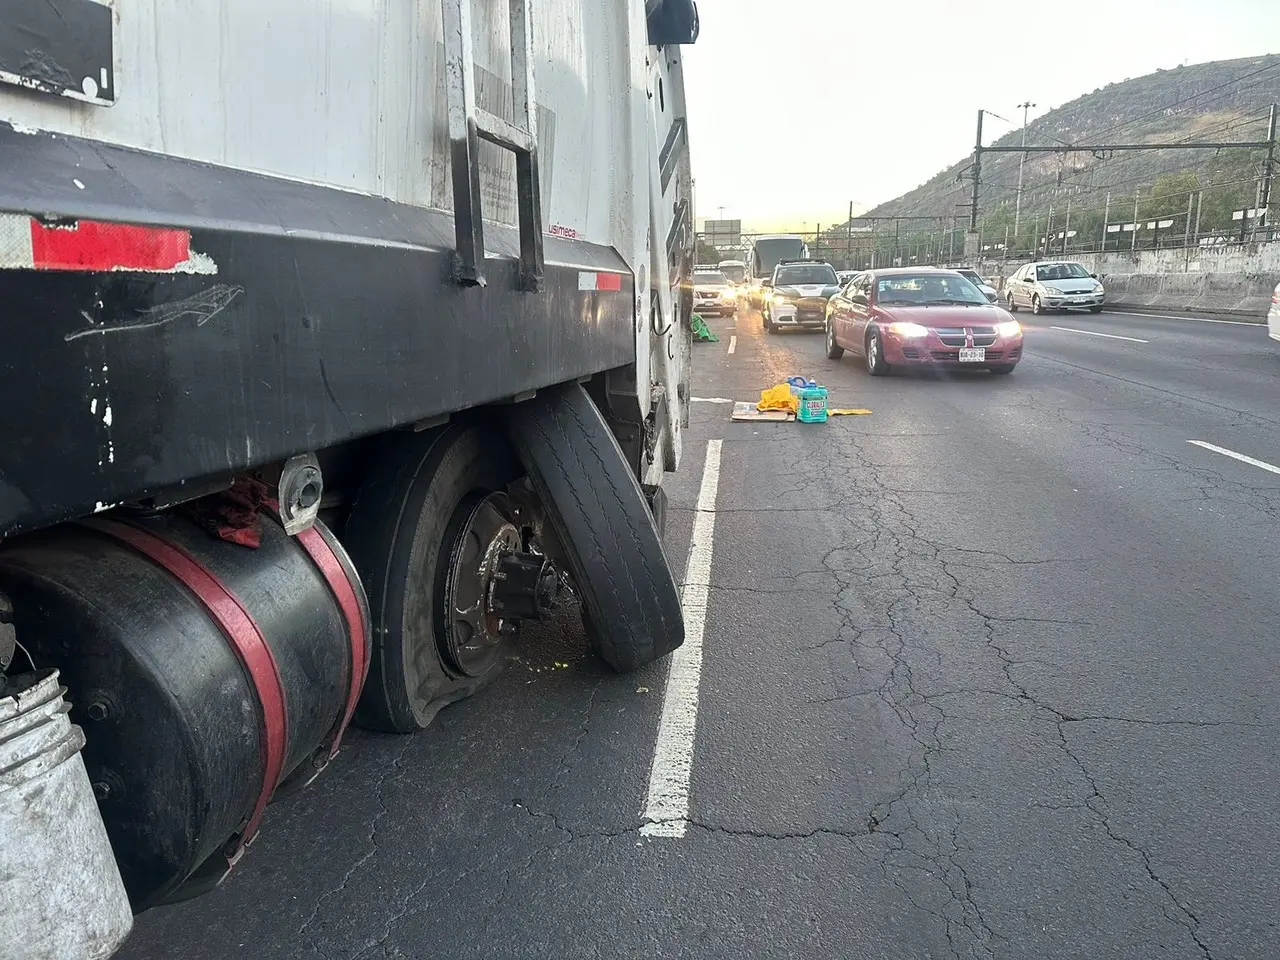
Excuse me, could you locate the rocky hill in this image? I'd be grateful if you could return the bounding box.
[834,55,1280,258]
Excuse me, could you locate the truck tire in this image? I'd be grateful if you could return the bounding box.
[344,424,522,733]
[505,383,684,672]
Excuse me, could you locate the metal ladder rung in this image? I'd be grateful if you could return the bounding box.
[443,0,545,291]
[476,110,535,155]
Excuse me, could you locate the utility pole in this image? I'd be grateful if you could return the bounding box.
[1132,191,1140,253]
[1193,190,1203,243]
[1101,192,1111,252]
[1062,200,1071,256]
[1183,192,1194,247]
[1013,100,1036,244]
[1259,103,1278,239]
[847,200,854,268]
[969,110,984,233]
[1045,201,1054,256]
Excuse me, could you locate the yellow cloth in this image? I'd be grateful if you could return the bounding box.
[828,408,873,416]
[757,384,799,414]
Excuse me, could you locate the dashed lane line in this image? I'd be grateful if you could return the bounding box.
[640,438,723,838]
[1050,325,1149,343]
[728,335,737,355]
[1186,440,1280,477]
[1105,311,1262,327]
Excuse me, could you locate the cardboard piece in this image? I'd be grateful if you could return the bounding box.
[731,401,793,422]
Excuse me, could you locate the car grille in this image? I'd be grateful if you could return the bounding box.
[935,326,996,347]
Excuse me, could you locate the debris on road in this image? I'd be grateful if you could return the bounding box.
[829,408,873,416]
[757,383,799,415]
[691,314,719,342]
[732,402,793,422]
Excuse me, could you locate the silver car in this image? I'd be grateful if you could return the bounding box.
[1269,281,1280,342]
[1004,260,1105,314]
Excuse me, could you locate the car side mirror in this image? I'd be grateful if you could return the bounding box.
[1090,273,1098,279]
[852,294,868,305]
[762,279,773,287]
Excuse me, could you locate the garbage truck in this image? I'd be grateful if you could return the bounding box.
[0,1,699,956]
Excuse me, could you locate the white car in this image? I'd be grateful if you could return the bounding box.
[692,269,736,317]
[951,267,1000,303]
[1269,281,1280,342]
[1004,261,1105,314]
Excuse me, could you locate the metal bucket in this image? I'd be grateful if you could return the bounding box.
[0,669,133,960]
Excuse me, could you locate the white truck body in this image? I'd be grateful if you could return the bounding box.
[0,0,692,486]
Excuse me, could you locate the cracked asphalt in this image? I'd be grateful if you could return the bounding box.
[118,308,1280,960]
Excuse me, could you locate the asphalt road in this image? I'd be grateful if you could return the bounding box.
[119,306,1280,960]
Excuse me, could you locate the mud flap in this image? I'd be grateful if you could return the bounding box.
[505,383,684,671]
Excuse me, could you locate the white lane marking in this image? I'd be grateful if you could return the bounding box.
[1186,440,1280,477]
[690,396,734,404]
[641,438,723,839]
[1050,325,1149,343]
[1105,311,1261,327]
[727,335,737,355]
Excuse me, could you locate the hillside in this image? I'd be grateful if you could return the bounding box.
[831,55,1280,259]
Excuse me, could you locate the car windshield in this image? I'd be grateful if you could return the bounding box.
[1035,262,1091,281]
[694,272,726,286]
[956,269,983,284]
[875,273,988,305]
[775,265,837,286]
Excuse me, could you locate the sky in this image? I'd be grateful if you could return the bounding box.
[683,0,1280,233]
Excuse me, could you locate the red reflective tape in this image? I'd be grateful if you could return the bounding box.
[596,272,623,292]
[85,519,287,854]
[29,219,194,272]
[294,524,369,758]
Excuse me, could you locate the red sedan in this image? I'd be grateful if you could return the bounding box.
[825,268,1023,375]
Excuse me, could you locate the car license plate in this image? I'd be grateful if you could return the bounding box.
[958,348,985,362]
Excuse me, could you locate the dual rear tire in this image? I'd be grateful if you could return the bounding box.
[345,386,683,733]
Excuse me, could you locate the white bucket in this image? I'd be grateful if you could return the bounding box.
[0,669,133,960]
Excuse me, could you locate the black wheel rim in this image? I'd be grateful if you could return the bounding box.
[439,492,520,677]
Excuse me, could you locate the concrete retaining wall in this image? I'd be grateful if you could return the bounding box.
[977,241,1280,319]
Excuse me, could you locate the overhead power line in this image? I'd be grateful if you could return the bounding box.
[965,104,1278,230]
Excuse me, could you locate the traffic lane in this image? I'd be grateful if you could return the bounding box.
[1020,315,1280,459]
[117,444,717,960]
[686,312,1279,958]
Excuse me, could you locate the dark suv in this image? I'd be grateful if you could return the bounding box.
[762,260,841,333]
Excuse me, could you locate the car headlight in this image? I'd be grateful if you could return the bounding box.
[996,320,1022,338]
[887,321,930,338]
[772,292,793,304]
[720,289,735,300]
[1043,285,1064,295]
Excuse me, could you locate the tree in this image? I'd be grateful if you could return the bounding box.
[695,239,721,264]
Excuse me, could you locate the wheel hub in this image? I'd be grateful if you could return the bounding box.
[441,492,562,677]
